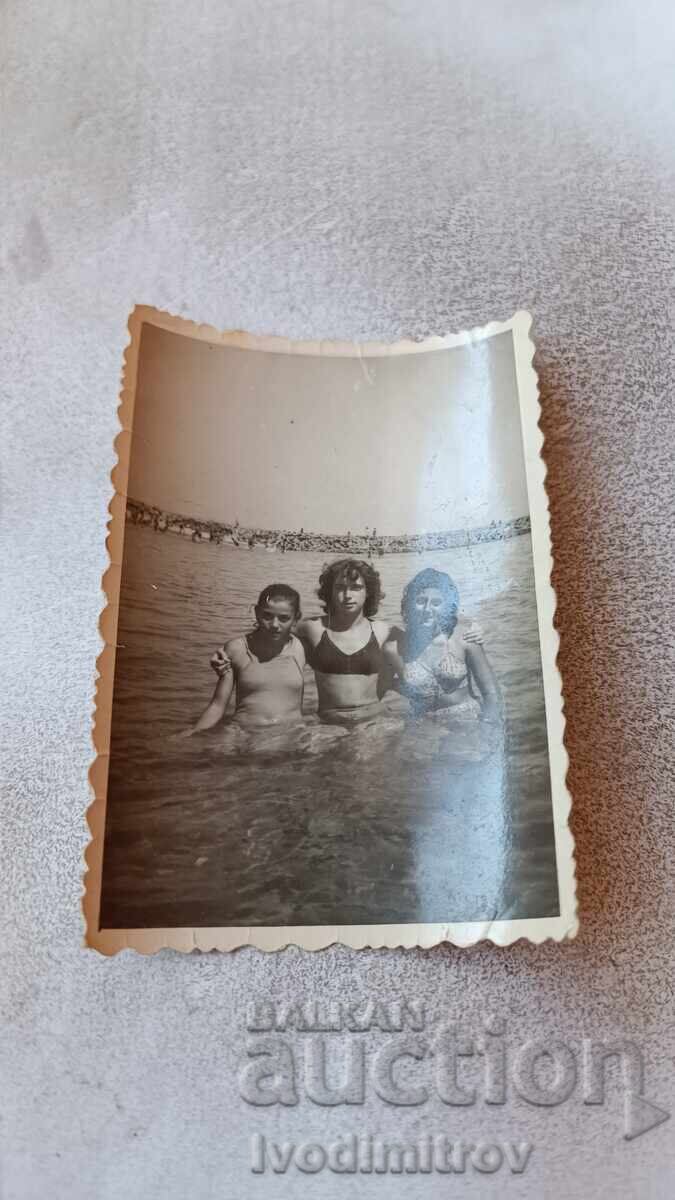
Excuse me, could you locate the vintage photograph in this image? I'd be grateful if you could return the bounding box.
[86,308,576,951]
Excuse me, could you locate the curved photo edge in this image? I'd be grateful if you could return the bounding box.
[83,305,577,954]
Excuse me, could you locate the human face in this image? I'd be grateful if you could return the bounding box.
[413,586,447,635]
[332,573,366,617]
[256,597,295,642]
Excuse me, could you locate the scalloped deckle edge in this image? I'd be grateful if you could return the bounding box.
[83,306,577,955]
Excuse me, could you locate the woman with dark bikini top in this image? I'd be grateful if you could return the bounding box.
[295,558,392,726]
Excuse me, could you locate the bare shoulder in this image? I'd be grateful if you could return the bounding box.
[446,622,474,660]
[290,634,307,664]
[296,616,324,645]
[372,618,393,644]
[223,635,247,663]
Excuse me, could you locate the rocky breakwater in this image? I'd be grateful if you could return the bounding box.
[125,499,530,554]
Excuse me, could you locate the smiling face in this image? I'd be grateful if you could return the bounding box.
[255,596,296,642]
[412,586,448,636]
[331,572,367,617]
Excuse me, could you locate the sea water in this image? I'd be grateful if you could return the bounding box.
[100,525,559,928]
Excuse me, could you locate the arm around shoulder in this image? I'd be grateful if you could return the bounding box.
[295,616,322,646]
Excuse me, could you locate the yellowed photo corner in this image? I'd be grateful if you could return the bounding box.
[84,306,577,954]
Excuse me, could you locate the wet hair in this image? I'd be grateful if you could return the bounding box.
[255,583,302,619]
[317,558,383,618]
[401,568,459,635]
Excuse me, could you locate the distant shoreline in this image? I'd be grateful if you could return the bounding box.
[125,498,531,555]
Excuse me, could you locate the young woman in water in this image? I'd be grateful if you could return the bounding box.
[382,567,501,722]
[293,558,393,727]
[209,559,394,731]
[193,583,306,731]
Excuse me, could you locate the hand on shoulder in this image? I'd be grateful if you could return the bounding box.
[210,646,233,677]
[458,617,483,644]
[210,637,246,677]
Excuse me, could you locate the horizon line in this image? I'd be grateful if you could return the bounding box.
[125,497,530,543]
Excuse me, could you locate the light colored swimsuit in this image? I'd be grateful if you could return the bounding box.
[400,629,480,716]
[231,634,305,724]
[401,646,468,699]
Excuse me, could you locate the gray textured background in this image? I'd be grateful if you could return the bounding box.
[2,1,674,1196]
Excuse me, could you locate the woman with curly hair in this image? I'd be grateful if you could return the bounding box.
[381,567,501,722]
[295,557,394,727]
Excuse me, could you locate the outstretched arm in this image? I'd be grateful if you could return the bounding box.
[465,643,502,721]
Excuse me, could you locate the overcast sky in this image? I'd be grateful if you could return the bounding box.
[127,324,528,535]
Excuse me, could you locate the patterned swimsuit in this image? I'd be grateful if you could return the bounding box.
[400,637,479,716]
